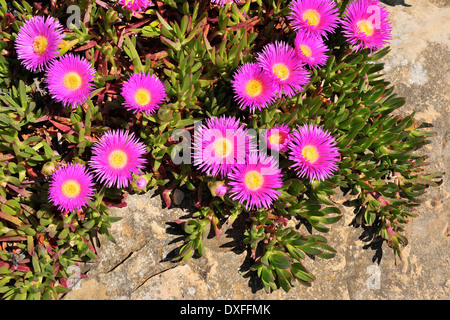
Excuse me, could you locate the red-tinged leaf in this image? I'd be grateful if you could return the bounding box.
[34,114,52,123]
[103,200,128,208]
[126,18,151,30]
[51,248,68,260]
[228,16,260,31]
[95,0,109,9]
[53,261,60,276]
[24,162,38,178]
[4,13,15,24]
[162,189,172,208]
[0,235,27,242]
[7,184,32,198]
[0,154,15,161]
[0,211,23,226]
[74,40,97,52]
[50,120,71,133]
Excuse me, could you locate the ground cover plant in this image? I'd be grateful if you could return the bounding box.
[0,0,443,299]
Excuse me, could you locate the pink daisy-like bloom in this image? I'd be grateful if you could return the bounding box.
[121,72,166,115]
[288,0,340,39]
[263,123,291,153]
[288,123,340,182]
[256,41,310,98]
[341,0,392,52]
[294,30,329,69]
[89,130,147,189]
[211,0,236,5]
[15,16,64,72]
[193,116,256,178]
[45,53,96,108]
[228,152,283,210]
[119,0,153,12]
[231,63,277,113]
[48,163,95,213]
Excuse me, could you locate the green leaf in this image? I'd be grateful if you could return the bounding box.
[269,252,291,269]
[291,263,315,282]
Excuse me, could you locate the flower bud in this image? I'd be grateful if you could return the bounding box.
[42,161,57,175]
[208,180,228,197]
[136,177,148,189]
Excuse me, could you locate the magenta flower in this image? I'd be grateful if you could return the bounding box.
[211,0,236,5]
[121,72,166,115]
[263,123,291,153]
[288,123,340,182]
[48,163,95,213]
[256,41,310,98]
[342,0,392,52]
[192,116,256,178]
[15,16,64,72]
[45,54,96,108]
[89,130,147,188]
[231,63,277,113]
[228,152,283,210]
[118,0,153,12]
[294,30,329,69]
[288,0,340,39]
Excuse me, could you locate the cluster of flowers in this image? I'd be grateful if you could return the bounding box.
[217,0,391,52]
[193,0,391,210]
[14,12,168,213]
[15,0,391,213]
[193,116,340,210]
[15,14,166,112]
[231,0,391,114]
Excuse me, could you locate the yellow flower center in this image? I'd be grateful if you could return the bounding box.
[61,180,81,198]
[213,138,232,158]
[302,145,319,163]
[108,150,128,169]
[32,36,48,55]
[299,44,312,57]
[302,9,321,27]
[125,0,136,4]
[268,133,285,146]
[244,170,264,191]
[245,79,263,97]
[356,20,375,37]
[134,88,151,106]
[272,63,290,81]
[62,72,82,91]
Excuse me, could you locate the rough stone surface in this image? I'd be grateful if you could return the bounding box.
[63,0,449,300]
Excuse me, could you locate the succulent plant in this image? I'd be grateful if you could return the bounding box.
[0,0,443,299]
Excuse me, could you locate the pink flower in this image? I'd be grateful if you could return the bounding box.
[192,116,256,178]
[288,123,340,182]
[211,0,237,5]
[45,54,96,108]
[89,130,147,188]
[263,123,292,153]
[294,30,329,69]
[288,0,340,39]
[121,72,166,115]
[119,0,153,12]
[342,0,392,52]
[228,152,283,210]
[48,163,95,213]
[15,16,64,72]
[256,41,310,98]
[231,63,277,113]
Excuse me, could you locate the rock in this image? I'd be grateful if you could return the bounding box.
[172,189,185,206]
